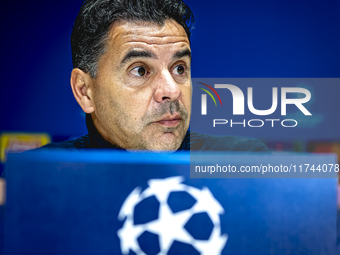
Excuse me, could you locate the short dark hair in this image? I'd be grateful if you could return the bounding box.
[71,0,195,78]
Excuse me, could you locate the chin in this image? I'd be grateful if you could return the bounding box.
[130,127,187,152]
[144,134,183,152]
[148,141,181,152]
[127,142,180,152]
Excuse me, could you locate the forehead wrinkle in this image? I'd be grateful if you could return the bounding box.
[105,20,190,69]
[122,40,190,46]
[109,25,187,37]
[122,33,188,39]
[119,32,189,45]
[135,35,187,38]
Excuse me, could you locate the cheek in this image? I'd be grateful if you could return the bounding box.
[94,72,155,123]
[92,80,122,120]
[116,87,154,123]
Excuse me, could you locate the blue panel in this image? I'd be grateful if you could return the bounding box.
[4,151,337,255]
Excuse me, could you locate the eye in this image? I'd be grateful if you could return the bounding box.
[130,66,149,77]
[173,65,186,75]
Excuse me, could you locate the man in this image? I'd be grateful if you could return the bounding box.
[41,0,267,152]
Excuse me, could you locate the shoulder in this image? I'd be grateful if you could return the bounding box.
[34,134,90,150]
[189,132,268,152]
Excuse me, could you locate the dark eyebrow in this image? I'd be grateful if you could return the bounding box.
[120,50,157,65]
[172,49,192,61]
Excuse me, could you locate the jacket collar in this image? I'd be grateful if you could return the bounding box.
[86,114,122,149]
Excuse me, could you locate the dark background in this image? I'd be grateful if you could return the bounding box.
[1,0,340,141]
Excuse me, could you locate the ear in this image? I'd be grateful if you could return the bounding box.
[70,68,95,113]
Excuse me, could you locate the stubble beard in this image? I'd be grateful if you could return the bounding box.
[130,100,190,151]
[96,98,190,151]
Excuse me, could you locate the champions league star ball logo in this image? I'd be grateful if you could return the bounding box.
[117,176,228,255]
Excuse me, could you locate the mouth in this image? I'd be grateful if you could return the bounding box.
[153,114,182,127]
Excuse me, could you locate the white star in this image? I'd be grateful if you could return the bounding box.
[117,216,145,255]
[190,187,224,224]
[118,187,142,221]
[145,202,194,253]
[142,176,186,202]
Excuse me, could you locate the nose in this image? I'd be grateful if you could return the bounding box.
[153,70,181,103]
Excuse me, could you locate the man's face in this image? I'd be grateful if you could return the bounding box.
[89,20,191,151]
